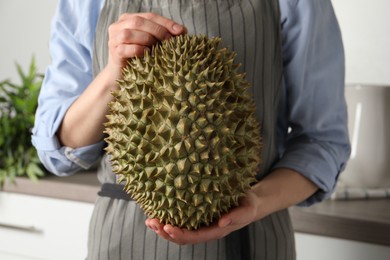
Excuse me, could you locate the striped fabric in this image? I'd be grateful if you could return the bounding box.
[89,0,295,259]
[88,193,295,260]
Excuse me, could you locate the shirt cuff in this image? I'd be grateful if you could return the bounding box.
[272,140,341,206]
[32,134,105,176]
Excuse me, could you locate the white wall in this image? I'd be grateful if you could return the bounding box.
[331,0,390,85]
[0,0,389,85]
[0,0,58,82]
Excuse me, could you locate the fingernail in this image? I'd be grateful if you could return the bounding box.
[147,224,157,231]
[220,219,232,228]
[172,23,183,33]
[163,227,173,237]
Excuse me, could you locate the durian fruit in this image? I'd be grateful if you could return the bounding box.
[104,34,261,230]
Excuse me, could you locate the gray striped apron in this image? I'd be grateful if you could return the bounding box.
[88,0,296,259]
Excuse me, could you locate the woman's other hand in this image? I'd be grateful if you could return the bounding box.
[145,190,260,245]
[145,168,318,245]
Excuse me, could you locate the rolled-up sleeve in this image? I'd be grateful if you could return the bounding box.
[275,0,351,205]
[32,0,105,176]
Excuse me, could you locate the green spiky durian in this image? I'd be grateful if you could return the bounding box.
[104,34,261,230]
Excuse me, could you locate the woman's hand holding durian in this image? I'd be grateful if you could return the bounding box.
[106,13,187,80]
[146,168,317,245]
[57,13,186,148]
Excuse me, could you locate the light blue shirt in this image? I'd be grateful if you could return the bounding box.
[32,0,351,206]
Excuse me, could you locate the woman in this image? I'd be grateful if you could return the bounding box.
[32,0,350,259]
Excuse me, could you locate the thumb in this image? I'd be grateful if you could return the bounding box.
[218,216,232,228]
[218,205,244,228]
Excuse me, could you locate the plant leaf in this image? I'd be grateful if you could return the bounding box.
[0,56,46,185]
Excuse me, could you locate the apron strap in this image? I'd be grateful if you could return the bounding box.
[98,183,133,201]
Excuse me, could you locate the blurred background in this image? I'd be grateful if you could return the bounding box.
[1,0,389,84]
[0,0,389,260]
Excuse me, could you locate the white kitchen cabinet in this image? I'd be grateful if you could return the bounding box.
[0,192,94,260]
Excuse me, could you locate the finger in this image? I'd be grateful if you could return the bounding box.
[220,192,258,228]
[110,29,158,49]
[145,218,164,231]
[145,219,173,241]
[163,223,226,245]
[217,206,244,228]
[163,225,191,245]
[114,43,150,59]
[118,16,170,41]
[136,13,185,35]
[117,13,185,40]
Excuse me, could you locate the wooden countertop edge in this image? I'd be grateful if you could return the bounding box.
[1,174,99,203]
[289,206,390,246]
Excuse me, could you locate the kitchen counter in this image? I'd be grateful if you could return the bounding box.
[1,173,390,246]
[1,171,100,203]
[290,199,390,246]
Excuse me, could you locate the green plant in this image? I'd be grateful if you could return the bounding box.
[0,57,45,185]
